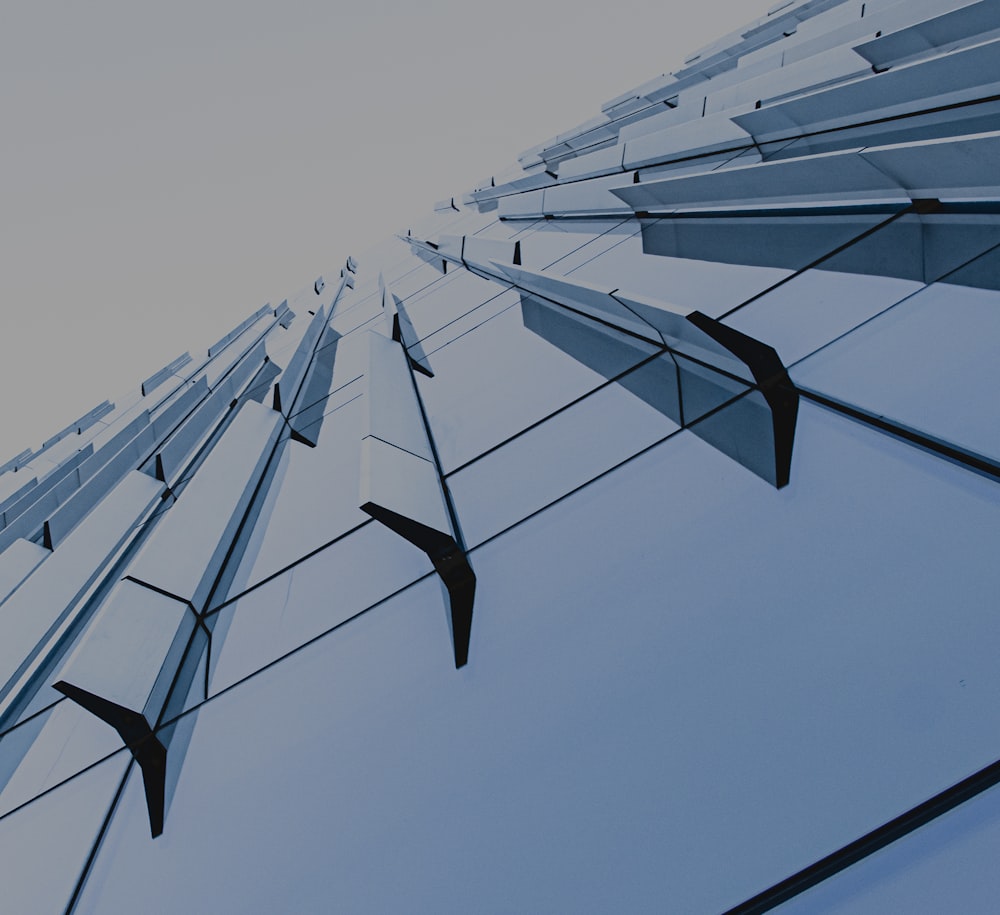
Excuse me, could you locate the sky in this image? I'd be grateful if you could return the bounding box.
[1,0,753,456]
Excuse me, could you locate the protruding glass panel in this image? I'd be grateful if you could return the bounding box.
[0,473,38,517]
[363,331,434,462]
[637,211,903,276]
[0,470,166,710]
[55,579,200,837]
[434,197,458,213]
[520,294,795,487]
[53,401,282,836]
[40,369,259,551]
[206,305,272,357]
[612,149,906,213]
[532,173,637,218]
[286,327,339,448]
[141,353,192,397]
[151,377,208,438]
[44,421,157,550]
[378,273,433,376]
[520,295,680,418]
[127,401,282,614]
[556,142,626,181]
[274,300,295,329]
[272,305,328,418]
[0,449,34,476]
[0,538,49,605]
[489,261,661,342]
[733,38,1000,145]
[860,130,1000,203]
[153,341,268,483]
[360,437,452,545]
[361,331,475,668]
[622,113,751,171]
[37,400,115,454]
[0,446,95,547]
[854,0,1000,70]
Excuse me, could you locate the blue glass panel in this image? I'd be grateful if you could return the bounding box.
[0,750,128,914]
[416,298,661,472]
[792,280,1000,462]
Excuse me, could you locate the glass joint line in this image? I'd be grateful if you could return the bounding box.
[443,348,667,478]
[0,410,721,826]
[799,387,1000,482]
[416,287,514,351]
[0,743,130,828]
[203,518,374,619]
[724,754,1000,914]
[11,381,987,853]
[787,236,1000,372]
[717,206,915,321]
[421,297,522,360]
[63,758,136,915]
[0,696,64,743]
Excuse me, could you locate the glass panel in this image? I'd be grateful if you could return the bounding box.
[509,218,635,271]
[449,357,681,546]
[229,394,368,590]
[0,750,128,914]
[468,216,545,241]
[792,280,1000,462]
[415,295,662,472]
[780,781,1000,913]
[0,701,121,817]
[725,268,921,366]
[69,401,1000,914]
[207,520,433,696]
[417,288,522,358]
[564,219,793,318]
[398,268,511,343]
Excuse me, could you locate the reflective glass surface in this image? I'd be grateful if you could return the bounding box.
[415,296,662,472]
[0,751,128,914]
[792,280,1000,461]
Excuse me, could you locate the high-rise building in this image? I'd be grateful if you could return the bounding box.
[2,0,1000,910]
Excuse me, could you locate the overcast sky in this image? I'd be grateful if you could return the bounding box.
[1,0,753,456]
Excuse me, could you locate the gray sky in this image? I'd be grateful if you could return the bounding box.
[1,0,753,456]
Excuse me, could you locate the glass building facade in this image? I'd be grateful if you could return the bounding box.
[2,0,1000,910]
